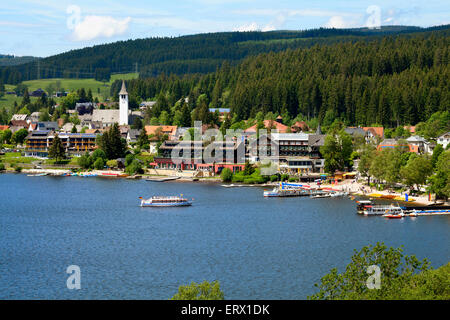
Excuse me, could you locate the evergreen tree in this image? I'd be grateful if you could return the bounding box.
[48,134,65,163]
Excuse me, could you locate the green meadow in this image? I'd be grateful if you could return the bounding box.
[0,73,138,111]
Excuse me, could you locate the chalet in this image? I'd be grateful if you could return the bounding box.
[9,120,29,132]
[363,127,384,141]
[437,132,450,149]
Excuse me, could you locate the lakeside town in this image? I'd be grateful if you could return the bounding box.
[1,81,449,207]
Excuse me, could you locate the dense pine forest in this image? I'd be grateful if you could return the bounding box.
[1,25,449,84]
[110,27,449,128]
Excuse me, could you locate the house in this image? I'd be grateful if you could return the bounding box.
[144,125,178,140]
[36,122,58,131]
[345,127,366,138]
[54,91,68,98]
[363,127,384,141]
[75,102,94,115]
[29,112,41,122]
[127,129,141,144]
[30,88,46,97]
[9,120,29,132]
[119,125,130,139]
[406,135,432,154]
[244,120,290,134]
[291,121,310,133]
[437,132,450,149]
[139,101,156,110]
[60,123,82,133]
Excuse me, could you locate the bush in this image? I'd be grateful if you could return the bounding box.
[14,166,22,173]
[289,177,299,182]
[220,168,233,182]
[125,159,144,175]
[231,171,245,183]
[77,154,91,169]
[270,175,279,182]
[106,159,118,169]
[171,280,224,300]
[0,163,5,171]
[93,158,104,170]
[281,174,289,181]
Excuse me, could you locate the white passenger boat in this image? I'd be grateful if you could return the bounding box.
[264,187,308,197]
[364,204,403,216]
[139,195,192,207]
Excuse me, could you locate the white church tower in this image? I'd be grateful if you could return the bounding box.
[119,80,129,125]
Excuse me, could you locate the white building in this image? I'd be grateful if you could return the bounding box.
[119,81,129,125]
[406,135,432,154]
[437,132,450,149]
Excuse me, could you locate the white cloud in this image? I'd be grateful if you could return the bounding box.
[71,15,131,41]
[233,22,260,32]
[324,16,355,29]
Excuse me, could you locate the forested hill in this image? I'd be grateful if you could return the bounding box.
[0,54,38,67]
[115,27,449,128]
[1,25,449,84]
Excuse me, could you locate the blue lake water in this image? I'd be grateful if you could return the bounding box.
[0,174,449,299]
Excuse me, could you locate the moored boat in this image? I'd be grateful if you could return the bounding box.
[139,195,192,207]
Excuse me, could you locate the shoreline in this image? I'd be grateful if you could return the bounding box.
[4,169,448,206]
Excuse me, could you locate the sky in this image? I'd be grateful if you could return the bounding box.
[0,0,449,57]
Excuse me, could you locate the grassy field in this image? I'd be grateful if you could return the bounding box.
[0,73,138,111]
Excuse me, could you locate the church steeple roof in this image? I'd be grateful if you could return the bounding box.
[119,80,128,95]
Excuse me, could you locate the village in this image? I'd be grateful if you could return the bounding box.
[0,81,449,207]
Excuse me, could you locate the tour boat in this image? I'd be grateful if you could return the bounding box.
[382,207,405,219]
[364,204,404,216]
[264,187,308,197]
[139,195,193,207]
[355,200,373,214]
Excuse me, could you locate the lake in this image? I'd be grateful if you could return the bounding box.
[0,174,449,299]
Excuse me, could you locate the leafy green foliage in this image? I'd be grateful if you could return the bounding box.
[428,150,450,200]
[321,130,353,173]
[308,243,449,300]
[170,280,224,300]
[400,155,433,189]
[220,168,233,182]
